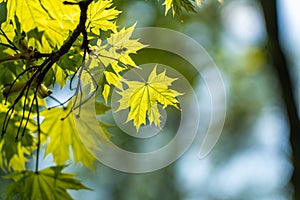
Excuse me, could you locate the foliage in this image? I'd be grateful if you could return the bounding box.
[116,66,182,131]
[40,104,96,170]
[0,0,200,199]
[164,0,196,18]
[5,166,90,200]
[163,0,223,19]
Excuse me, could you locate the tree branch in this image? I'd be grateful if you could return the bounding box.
[258,0,300,199]
[0,50,51,64]
[2,0,93,137]
[37,0,93,83]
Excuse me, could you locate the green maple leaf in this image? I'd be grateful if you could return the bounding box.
[96,24,146,103]
[6,0,80,51]
[53,64,68,88]
[164,0,223,17]
[5,166,91,200]
[105,23,147,66]
[116,66,183,131]
[163,0,196,18]
[40,104,97,170]
[87,0,121,35]
[0,104,36,172]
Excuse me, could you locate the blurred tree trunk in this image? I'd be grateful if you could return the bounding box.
[258,0,300,199]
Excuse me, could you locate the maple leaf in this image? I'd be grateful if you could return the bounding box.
[87,0,121,35]
[40,88,111,170]
[106,23,146,63]
[96,24,146,103]
[53,64,67,88]
[0,104,36,172]
[40,104,97,170]
[116,66,183,131]
[163,0,196,18]
[6,0,80,51]
[5,166,91,200]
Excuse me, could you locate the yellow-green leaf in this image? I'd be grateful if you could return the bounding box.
[164,0,173,15]
[102,84,111,104]
[96,24,146,103]
[163,0,196,18]
[54,64,67,88]
[40,104,96,170]
[107,23,147,61]
[104,71,123,89]
[117,66,183,131]
[0,104,36,172]
[87,0,121,35]
[97,24,146,67]
[6,0,80,51]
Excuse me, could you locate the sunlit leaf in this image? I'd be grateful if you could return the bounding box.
[163,0,196,18]
[116,66,183,131]
[0,104,36,172]
[6,0,80,51]
[40,104,96,170]
[102,84,111,104]
[106,24,146,65]
[53,64,67,88]
[96,24,146,103]
[87,0,121,35]
[96,24,146,67]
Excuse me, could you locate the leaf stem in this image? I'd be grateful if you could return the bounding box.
[35,91,40,173]
[0,42,17,51]
[0,27,19,53]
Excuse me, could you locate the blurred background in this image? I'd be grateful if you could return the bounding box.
[1,0,298,199]
[68,0,299,199]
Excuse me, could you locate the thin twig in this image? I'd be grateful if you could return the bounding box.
[35,91,40,173]
[0,28,19,52]
[3,66,38,101]
[2,0,94,137]
[15,85,31,141]
[0,42,18,51]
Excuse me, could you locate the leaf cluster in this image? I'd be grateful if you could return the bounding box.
[0,0,188,199]
[163,0,196,19]
[5,166,90,200]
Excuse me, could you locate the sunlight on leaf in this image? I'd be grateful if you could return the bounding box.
[116,66,183,131]
[40,104,96,170]
[54,64,67,88]
[0,103,36,172]
[96,24,146,104]
[87,0,121,35]
[6,0,80,51]
[163,0,196,18]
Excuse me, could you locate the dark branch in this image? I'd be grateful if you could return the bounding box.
[2,0,94,136]
[259,0,300,199]
[63,1,79,5]
[35,90,41,173]
[36,0,92,84]
[0,28,19,53]
[0,42,18,51]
